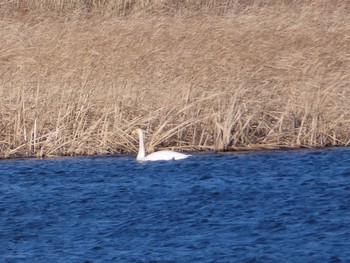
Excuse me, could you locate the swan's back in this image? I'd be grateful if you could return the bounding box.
[140,150,190,161]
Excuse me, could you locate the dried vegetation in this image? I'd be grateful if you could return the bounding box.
[0,0,349,158]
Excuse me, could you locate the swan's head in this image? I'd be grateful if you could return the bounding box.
[131,128,143,137]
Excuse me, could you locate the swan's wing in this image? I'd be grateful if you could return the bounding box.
[142,150,190,161]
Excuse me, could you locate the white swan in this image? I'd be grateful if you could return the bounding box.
[131,128,190,161]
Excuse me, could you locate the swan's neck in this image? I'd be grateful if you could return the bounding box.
[137,130,146,160]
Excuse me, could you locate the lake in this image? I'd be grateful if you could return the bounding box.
[1,148,350,262]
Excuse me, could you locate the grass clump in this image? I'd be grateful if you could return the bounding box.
[0,1,349,158]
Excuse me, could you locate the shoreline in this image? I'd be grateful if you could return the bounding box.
[1,145,348,160]
[1,1,349,158]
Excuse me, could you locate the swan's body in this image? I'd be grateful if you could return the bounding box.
[131,128,190,161]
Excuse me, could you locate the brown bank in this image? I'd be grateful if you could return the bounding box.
[0,0,349,158]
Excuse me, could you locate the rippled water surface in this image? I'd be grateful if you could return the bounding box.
[1,148,350,262]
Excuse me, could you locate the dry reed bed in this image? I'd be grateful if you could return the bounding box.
[0,1,349,158]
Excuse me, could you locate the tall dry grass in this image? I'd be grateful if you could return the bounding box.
[0,1,349,158]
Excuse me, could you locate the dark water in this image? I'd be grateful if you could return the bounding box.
[1,148,350,263]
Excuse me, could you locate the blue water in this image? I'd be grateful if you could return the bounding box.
[1,148,350,262]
